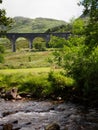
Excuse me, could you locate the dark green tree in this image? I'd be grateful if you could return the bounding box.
[50,0,98,104]
[72,18,85,35]
[0,0,12,62]
[0,0,12,33]
[79,0,98,50]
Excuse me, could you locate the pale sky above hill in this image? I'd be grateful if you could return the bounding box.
[0,0,83,22]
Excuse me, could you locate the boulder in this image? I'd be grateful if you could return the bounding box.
[3,123,13,130]
[45,123,60,130]
[5,88,22,100]
[0,87,6,98]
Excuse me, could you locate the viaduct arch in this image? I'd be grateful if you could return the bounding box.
[0,33,71,52]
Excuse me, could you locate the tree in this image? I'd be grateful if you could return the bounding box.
[0,0,12,32]
[51,2,98,103]
[0,0,12,63]
[79,0,98,50]
[72,19,85,35]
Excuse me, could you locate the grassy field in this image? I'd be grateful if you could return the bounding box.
[0,48,76,100]
[0,50,54,69]
[0,67,51,74]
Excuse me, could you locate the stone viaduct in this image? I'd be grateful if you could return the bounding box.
[0,33,71,52]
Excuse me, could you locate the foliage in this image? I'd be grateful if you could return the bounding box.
[47,71,76,97]
[61,36,86,72]
[0,38,11,50]
[18,74,50,97]
[72,0,98,101]
[0,73,48,97]
[51,35,85,67]
[52,36,98,102]
[16,38,29,50]
[70,47,98,100]
[79,0,98,18]
[33,37,46,51]
[72,19,85,35]
[45,24,72,33]
[0,0,12,32]
[82,47,98,95]
[79,0,98,51]
[0,0,12,63]
[52,15,98,103]
[0,70,75,98]
[49,35,66,48]
[0,45,4,53]
[0,9,12,32]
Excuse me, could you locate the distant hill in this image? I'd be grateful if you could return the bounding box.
[8,17,67,33]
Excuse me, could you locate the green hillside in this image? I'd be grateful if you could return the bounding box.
[8,17,67,33]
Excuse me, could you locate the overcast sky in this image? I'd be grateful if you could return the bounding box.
[0,0,83,22]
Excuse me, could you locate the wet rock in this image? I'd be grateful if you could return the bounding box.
[0,124,3,130]
[16,95,22,100]
[13,128,20,130]
[45,123,60,130]
[25,122,31,125]
[19,93,32,98]
[0,87,6,98]
[0,98,5,103]
[2,111,13,117]
[2,111,17,117]
[12,120,18,124]
[13,127,21,130]
[3,123,13,130]
[68,114,84,125]
[65,122,82,130]
[5,88,22,100]
[0,126,2,130]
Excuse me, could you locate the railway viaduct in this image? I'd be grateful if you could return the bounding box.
[0,33,71,52]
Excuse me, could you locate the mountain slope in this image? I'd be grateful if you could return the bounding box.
[8,17,67,33]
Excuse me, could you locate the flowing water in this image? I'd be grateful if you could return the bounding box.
[0,99,98,130]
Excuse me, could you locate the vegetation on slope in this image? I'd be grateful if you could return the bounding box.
[8,17,67,33]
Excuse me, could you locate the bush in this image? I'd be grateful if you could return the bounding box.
[49,35,66,48]
[0,71,76,99]
[0,73,51,98]
[0,73,24,89]
[33,37,46,51]
[52,34,98,102]
[19,74,51,97]
[48,71,76,97]
[63,43,98,98]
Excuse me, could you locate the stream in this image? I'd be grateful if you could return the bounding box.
[0,99,98,130]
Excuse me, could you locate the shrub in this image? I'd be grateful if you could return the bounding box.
[63,44,98,98]
[17,74,51,98]
[33,37,46,51]
[48,71,76,97]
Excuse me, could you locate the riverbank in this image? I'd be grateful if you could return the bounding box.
[0,67,98,108]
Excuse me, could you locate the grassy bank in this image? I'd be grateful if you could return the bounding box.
[0,68,75,99]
